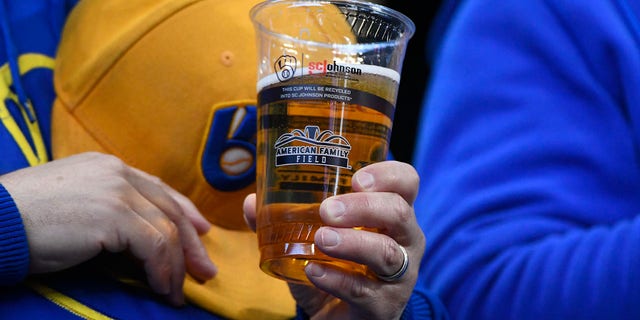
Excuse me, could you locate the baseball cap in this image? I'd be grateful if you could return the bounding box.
[50,0,294,318]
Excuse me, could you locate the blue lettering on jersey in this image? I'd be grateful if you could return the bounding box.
[201,104,256,191]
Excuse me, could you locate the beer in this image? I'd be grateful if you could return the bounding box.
[256,68,399,284]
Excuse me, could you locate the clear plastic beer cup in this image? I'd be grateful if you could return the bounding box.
[250,0,415,284]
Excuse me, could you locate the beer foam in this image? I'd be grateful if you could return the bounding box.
[256,64,400,92]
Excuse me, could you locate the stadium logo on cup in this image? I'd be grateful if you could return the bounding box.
[273,125,351,169]
[274,55,297,82]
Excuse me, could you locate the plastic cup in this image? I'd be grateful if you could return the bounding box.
[250,0,415,285]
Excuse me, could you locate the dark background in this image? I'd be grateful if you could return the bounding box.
[383,2,443,163]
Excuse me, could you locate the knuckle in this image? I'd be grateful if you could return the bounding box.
[416,229,426,250]
[382,239,398,269]
[344,274,374,299]
[99,153,122,164]
[100,154,128,173]
[81,152,128,173]
[104,175,133,195]
[148,175,162,184]
[389,194,412,222]
[105,199,131,214]
[149,230,170,254]
[155,218,180,242]
[386,161,419,190]
[405,167,420,190]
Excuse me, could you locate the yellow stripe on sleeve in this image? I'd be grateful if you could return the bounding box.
[26,280,114,320]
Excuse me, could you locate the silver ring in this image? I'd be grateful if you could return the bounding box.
[377,245,409,282]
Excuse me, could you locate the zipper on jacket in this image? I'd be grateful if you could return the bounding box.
[0,0,48,166]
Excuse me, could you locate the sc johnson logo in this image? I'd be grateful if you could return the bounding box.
[307,60,363,76]
[274,125,351,169]
[273,55,364,83]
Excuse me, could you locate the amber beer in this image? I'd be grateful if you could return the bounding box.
[256,67,399,284]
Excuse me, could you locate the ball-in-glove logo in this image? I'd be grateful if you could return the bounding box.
[274,55,297,82]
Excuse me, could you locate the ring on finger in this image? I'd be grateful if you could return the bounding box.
[377,245,409,282]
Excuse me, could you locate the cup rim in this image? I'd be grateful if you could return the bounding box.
[249,0,416,48]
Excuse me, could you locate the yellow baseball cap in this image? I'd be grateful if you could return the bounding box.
[51,0,296,318]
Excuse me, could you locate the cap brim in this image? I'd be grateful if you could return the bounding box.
[185,225,294,319]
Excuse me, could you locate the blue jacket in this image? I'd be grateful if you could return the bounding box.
[415,0,640,319]
[0,1,447,319]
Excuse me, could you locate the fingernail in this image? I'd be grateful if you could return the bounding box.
[306,263,326,278]
[318,228,340,247]
[355,171,374,189]
[323,199,346,219]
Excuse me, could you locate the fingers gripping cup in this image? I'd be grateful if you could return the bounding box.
[250,0,415,284]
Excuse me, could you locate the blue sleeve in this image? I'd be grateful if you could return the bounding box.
[0,184,29,285]
[414,0,640,319]
[401,287,450,320]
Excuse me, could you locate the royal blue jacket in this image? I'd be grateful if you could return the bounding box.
[0,1,447,319]
[415,0,640,319]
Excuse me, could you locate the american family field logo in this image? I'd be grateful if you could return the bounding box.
[274,55,363,82]
[274,125,351,169]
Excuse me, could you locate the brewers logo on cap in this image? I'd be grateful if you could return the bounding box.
[51,0,294,318]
